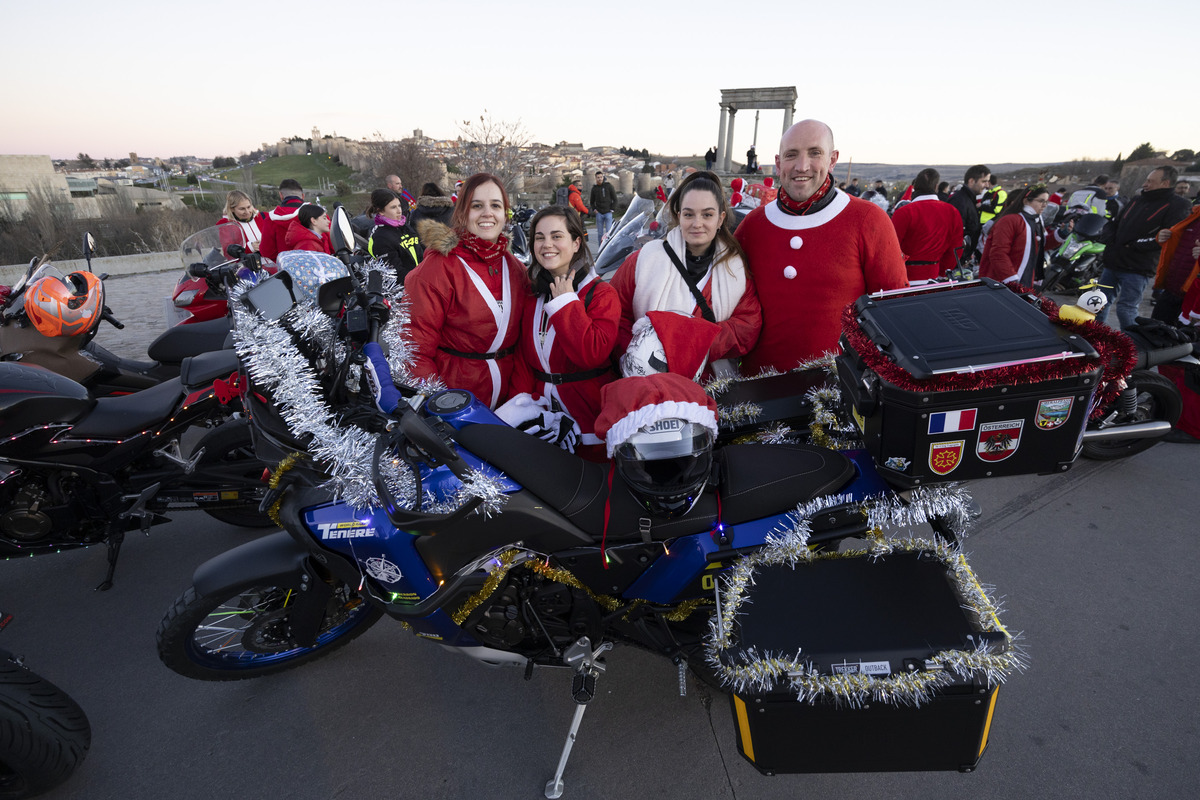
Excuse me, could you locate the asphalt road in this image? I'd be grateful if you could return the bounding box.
[4,269,1197,800]
[2,442,1197,800]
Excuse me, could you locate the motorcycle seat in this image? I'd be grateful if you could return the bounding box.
[147,316,231,364]
[453,423,854,542]
[179,349,240,389]
[69,377,184,439]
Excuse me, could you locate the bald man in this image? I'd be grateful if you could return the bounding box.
[734,120,907,372]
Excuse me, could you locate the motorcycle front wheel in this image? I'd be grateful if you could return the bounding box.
[1082,370,1182,460]
[156,577,382,681]
[192,419,274,528]
[1042,259,1071,293]
[0,656,91,800]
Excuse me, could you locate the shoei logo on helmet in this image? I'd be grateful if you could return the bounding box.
[644,418,683,434]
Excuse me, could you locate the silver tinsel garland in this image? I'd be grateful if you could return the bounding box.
[704,484,1024,706]
[229,261,504,515]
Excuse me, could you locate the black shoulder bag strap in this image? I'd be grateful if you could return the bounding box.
[661,241,716,323]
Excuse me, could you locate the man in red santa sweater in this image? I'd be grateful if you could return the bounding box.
[891,167,964,284]
[734,120,908,373]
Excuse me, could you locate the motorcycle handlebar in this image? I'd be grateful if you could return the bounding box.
[101,305,125,329]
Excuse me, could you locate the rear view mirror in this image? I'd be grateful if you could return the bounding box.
[330,205,354,256]
[245,272,296,321]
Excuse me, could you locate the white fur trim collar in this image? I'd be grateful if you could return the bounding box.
[764,188,850,230]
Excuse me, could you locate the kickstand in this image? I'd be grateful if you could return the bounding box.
[544,637,612,799]
[95,529,125,591]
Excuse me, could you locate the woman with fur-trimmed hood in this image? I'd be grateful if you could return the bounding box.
[406,173,530,409]
[409,182,455,233]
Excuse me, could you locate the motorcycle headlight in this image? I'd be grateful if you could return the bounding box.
[1061,242,1083,258]
[173,289,202,307]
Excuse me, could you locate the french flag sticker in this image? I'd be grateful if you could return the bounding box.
[928,409,978,434]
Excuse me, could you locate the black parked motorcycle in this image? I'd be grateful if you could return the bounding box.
[0,346,272,589]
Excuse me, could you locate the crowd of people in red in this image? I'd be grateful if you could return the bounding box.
[220,118,1200,449]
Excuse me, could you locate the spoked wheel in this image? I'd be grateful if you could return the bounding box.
[156,578,382,681]
[1082,370,1183,460]
[191,419,274,528]
[0,656,91,799]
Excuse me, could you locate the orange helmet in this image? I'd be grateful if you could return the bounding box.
[24,271,104,337]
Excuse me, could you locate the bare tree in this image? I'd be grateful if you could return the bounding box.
[455,111,532,193]
[378,140,445,196]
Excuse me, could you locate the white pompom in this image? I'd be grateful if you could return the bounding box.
[783,265,797,280]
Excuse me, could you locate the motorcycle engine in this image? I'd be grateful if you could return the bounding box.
[0,482,53,541]
[471,586,527,648]
[0,472,95,546]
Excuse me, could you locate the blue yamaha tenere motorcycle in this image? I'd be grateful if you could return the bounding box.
[156,214,1009,796]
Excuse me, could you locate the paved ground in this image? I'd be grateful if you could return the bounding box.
[2,437,1197,800]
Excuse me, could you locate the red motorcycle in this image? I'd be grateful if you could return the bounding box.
[168,225,278,325]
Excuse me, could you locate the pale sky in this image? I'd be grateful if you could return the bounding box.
[3,0,1197,167]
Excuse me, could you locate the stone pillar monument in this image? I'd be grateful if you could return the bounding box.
[723,109,738,173]
[716,107,729,174]
[713,87,798,173]
[618,170,635,196]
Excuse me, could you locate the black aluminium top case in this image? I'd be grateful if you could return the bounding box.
[851,279,1097,379]
[836,279,1102,488]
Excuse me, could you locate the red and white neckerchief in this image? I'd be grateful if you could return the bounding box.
[457,256,512,409]
[776,175,833,216]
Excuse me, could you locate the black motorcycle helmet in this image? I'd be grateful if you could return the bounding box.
[614,419,714,519]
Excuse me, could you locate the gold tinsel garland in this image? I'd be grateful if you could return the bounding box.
[448,549,712,628]
[265,451,308,527]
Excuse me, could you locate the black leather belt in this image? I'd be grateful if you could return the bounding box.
[533,365,613,385]
[438,344,516,360]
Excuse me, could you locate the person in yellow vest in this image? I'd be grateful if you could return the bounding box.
[979,176,1008,224]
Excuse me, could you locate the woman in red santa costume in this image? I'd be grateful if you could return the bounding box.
[610,170,761,378]
[502,206,620,461]
[217,190,267,255]
[407,173,529,409]
[979,186,1049,288]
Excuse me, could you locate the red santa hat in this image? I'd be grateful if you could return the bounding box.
[730,191,744,207]
[595,373,718,458]
[621,310,719,381]
[730,177,746,194]
[763,177,774,188]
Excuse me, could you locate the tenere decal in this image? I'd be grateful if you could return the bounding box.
[1035,397,1073,430]
[977,420,1023,462]
[928,440,965,475]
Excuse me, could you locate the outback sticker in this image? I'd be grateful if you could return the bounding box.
[364,556,403,583]
[927,408,977,435]
[883,457,911,472]
[977,420,1023,462]
[317,520,377,540]
[1035,397,1074,430]
[832,660,891,676]
[928,441,965,475]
